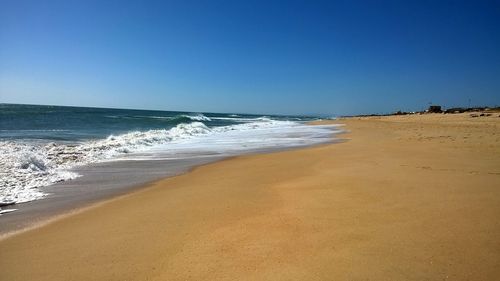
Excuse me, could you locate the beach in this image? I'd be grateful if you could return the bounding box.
[1,113,499,280]
[0,104,339,234]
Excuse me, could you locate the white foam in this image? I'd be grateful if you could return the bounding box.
[124,120,341,161]
[0,209,18,215]
[183,114,211,121]
[0,119,341,204]
[211,116,272,122]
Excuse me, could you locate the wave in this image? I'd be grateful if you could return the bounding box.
[105,113,212,123]
[0,118,339,204]
[0,122,212,203]
[182,114,212,121]
[210,116,272,122]
[103,113,296,125]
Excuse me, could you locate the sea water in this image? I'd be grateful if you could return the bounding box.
[0,104,340,204]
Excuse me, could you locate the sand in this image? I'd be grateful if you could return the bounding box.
[1,113,499,280]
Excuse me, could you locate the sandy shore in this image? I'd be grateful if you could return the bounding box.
[1,113,499,280]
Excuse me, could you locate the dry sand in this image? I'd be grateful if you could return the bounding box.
[1,113,499,280]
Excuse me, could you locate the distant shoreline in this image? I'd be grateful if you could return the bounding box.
[342,105,500,118]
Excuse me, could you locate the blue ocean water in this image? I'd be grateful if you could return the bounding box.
[0,103,339,204]
[0,103,317,142]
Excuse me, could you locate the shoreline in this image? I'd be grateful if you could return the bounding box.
[0,127,344,238]
[0,156,222,239]
[1,113,499,280]
[0,156,224,238]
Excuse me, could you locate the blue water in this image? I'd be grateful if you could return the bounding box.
[0,104,318,142]
[1,103,338,204]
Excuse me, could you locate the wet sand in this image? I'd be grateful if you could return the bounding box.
[0,156,223,236]
[1,113,499,280]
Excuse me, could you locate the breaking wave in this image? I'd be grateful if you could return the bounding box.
[0,122,212,203]
[1,118,339,204]
[104,113,212,123]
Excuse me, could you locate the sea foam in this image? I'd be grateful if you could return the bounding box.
[0,119,340,204]
[0,122,212,203]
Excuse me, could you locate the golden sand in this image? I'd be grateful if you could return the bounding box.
[1,113,499,280]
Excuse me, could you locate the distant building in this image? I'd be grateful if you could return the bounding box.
[427,105,442,113]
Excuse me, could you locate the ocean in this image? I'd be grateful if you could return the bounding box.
[0,104,340,205]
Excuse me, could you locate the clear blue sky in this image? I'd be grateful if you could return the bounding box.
[1,0,499,115]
